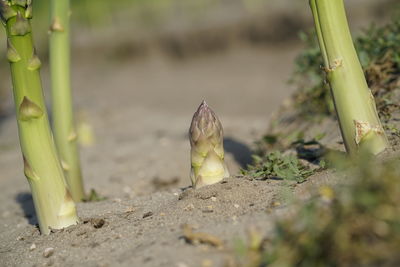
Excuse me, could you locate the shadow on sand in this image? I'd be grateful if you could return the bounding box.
[15,192,37,226]
[224,137,253,168]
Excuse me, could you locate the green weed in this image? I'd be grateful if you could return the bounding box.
[243,151,314,183]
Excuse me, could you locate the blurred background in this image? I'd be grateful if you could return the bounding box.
[0,0,398,196]
[0,0,396,114]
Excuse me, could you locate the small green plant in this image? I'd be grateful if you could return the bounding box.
[49,0,85,202]
[83,189,107,202]
[189,101,229,188]
[0,0,78,234]
[243,151,314,183]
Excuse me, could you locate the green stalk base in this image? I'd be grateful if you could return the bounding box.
[2,2,78,234]
[310,0,389,156]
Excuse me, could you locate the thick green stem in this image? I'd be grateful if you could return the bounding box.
[49,0,85,201]
[309,0,389,155]
[1,0,78,234]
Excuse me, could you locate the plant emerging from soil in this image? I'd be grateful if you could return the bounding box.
[235,156,400,266]
[49,0,85,202]
[189,101,229,188]
[309,0,389,155]
[0,0,78,234]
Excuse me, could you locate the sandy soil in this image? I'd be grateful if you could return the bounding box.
[0,1,396,266]
[0,43,302,266]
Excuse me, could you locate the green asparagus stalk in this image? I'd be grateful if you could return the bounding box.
[309,0,389,155]
[0,0,78,234]
[189,101,229,188]
[49,0,85,201]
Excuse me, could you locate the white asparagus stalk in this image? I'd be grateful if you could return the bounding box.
[189,101,230,188]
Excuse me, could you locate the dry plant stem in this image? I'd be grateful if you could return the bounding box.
[1,0,78,234]
[309,0,389,155]
[189,101,229,188]
[50,0,85,201]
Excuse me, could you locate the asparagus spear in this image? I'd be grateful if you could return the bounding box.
[309,0,389,155]
[189,101,229,188]
[0,0,78,234]
[49,0,85,202]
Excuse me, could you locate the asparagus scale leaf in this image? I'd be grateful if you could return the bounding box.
[1,0,78,234]
[309,0,389,155]
[189,101,230,188]
[49,0,85,201]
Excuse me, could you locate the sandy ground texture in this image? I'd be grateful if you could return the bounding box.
[0,1,397,266]
[0,42,304,267]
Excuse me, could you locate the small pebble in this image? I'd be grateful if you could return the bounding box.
[29,243,36,251]
[115,234,123,239]
[234,204,240,209]
[43,247,54,258]
[184,204,195,211]
[211,197,217,202]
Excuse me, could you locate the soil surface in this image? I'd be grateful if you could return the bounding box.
[0,1,396,266]
[0,43,301,267]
